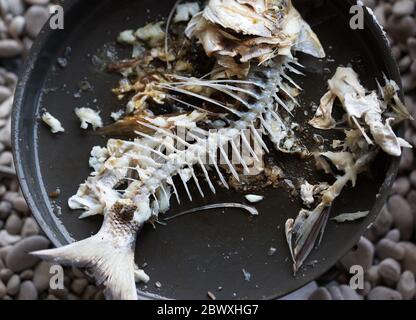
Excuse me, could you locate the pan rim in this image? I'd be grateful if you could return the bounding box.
[11,0,402,300]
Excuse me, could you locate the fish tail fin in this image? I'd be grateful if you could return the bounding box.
[32,199,142,300]
[32,234,138,300]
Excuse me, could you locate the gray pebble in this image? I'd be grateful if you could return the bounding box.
[0,39,22,57]
[378,258,402,286]
[339,285,362,300]
[94,290,105,300]
[410,171,416,188]
[0,230,21,246]
[5,212,22,234]
[12,196,29,214]
[24,0,50,5]
[0,151,12,165]
[7,0,24,16]
[368,286,402,300]
[0,279,6,299]
[19,270,33,281]
[49,287,68,300]
[399,242,416,274]
[376,238,405,260]
[24,5,49,38]
[366,265,380,284]
[0,201,12,219]
[385,229,401,242]
[0,268,13,283]
[397,270,415,300]
[341,237,374,272]
[409,37,416,60]
[0,245,12,262]
[17,280,38,300]
[33,261,52,292]
[373,205,393,237]
[6,235,50,272]
[387,16,416,44]
[20,217,40,237]
[8,15,25,38]
[308,287,332,300]
[6,274,20,295]
[81,285,98,300]
[327,285,343,300]
[406,190,416,211]
[0,85,11,103]
[70,278,88,296]
[358,281,372,297]
[392,177,410,196]
[392,0,415,16]
[388,195,414,240]
[399,55,412,72]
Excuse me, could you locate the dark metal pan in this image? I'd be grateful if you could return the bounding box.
[12,0,402,300]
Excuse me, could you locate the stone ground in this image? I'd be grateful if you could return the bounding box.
[0,0,414,300]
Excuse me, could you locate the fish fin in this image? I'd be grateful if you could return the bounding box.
[32,234,137,300]
[33,199,141,300]
[286,205,331,274]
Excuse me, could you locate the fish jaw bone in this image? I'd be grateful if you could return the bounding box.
[32,199,143,300]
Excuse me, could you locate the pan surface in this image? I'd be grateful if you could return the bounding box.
[12,0,402,300]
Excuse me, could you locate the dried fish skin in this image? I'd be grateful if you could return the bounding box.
[310,67,412,157]
[186,0,325,74]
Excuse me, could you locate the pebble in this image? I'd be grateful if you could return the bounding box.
[0,279,6,299]
[372,205,393,237]
[17,280,38,300]
[8,15,25,38]
[24,5,49,38]
[358,281,372,297]
[0,268,12,282]
[327,285,343,300]
[7,0,24,16]
[0,85,11,103]
[392,177,411,195]
[0,150,12,165]
[11,196,29,214]
[308,287,332,300]
[32,260,51,292]
[368,286,402,300]
[397,271,415,300]
[70,278,88,296]
[341,237,374,272]
[6,274,20,295]
[82,285,98,300]
[0,201,11,220]
[399,242,416,274]
[0,230,20,246]
[387,195,414,240]
[339,285,362,300]
[24,0,50,5]
[5,235,50,272]
[378,258,402,286]
[49,287,68,300]
[406,190,416,211]
[0,39,22,57]
[5,212,22,235]
[20,217,39,237]
[385,229,401,242]
[19,269,33,280]
[376,238,405,260]
[399,148,414,170]
[366,265,380,284]
[392,0,415,16]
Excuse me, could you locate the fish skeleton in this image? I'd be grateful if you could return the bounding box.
[36,0,412,300]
